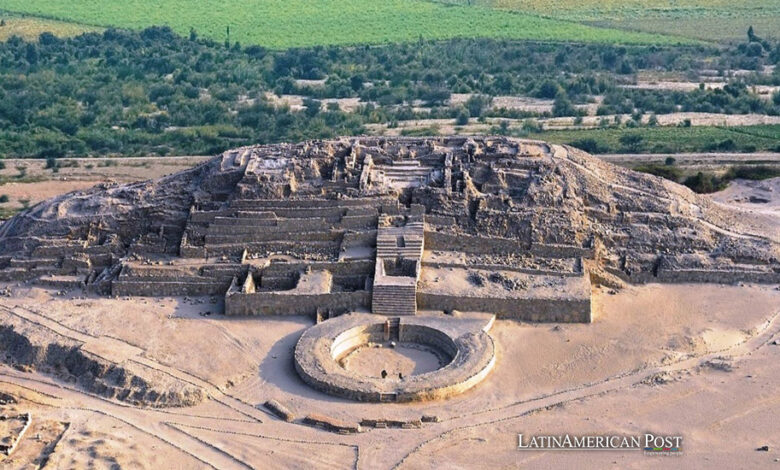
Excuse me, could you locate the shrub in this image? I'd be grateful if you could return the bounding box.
[683,172,727,193]
[455,107,470,125]
[726,165,780,181]
[465,94,492,118]
[568,138,608,154]
[552,93,576,117]
[648,114,659,127]
[521,119,542,133]
[0,195,9,203]
[635,164,682,182]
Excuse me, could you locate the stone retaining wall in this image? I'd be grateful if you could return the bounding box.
[417,293,591,323]
[225,291,370,316]
[112,280,229,296]
[425,232,592,258]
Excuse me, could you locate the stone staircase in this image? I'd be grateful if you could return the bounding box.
[372,284,417,316]
[371,219,424,316]
[376,222,424,259]
[374,161,432,189]
[383,317,401,341]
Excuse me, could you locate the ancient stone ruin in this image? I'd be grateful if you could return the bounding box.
[0,136,777,401]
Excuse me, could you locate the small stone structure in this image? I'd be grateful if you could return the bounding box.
[302,413,362,434]
[0,412,31,457]
[262,399,295,422]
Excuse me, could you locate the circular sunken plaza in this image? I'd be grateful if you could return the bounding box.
[294,313,496,402]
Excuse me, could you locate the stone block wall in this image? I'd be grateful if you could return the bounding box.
[417,293,591,323]
[225,291,371,316]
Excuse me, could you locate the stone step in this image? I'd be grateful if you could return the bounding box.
[372,299,416,306]
[376,242,423,247]
[373,302,415,308]
[373,305,415,311]
[372,299,415,305]
[373,289,416,296]
[372,308,416,315]
[376,248,423,253]
[373,288,416,294]
[372,295,415,301]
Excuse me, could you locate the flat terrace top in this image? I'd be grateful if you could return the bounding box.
[419,266,590,301]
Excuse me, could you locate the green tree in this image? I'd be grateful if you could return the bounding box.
[552,92,576,117]
[455,107,470,125]
[303,97,321,117]
[536,79,560,99]
[465,94,491,118]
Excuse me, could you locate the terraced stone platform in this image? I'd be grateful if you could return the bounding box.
[0,136,777,401]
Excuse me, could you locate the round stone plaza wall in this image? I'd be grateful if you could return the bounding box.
[294,313,496,402]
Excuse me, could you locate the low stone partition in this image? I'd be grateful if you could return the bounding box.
[263,399,295,422]
[360,418,422,429]
[294,313,496,402]
[302,414,361,434]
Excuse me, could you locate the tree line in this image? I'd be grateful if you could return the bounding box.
[0,26,777,158]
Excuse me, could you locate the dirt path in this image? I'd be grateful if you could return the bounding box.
[3,299,777,469]
[598,152,780,167]
[390,307,780,469]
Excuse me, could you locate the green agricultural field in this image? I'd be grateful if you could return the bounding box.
[459,0,780,42]
[593,17,779,43]
[0,0,694,48]
[527,125,780,154]
[0,14,100,41]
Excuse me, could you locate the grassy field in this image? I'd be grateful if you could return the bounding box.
[528,125,780,154]
[592,17,779,43]
[465,0,780,42]
[0,0,694,48]
[0,13,99,41]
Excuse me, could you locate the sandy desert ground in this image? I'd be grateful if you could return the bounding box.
[1,280,778,469]
[0,161,778,469]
